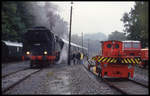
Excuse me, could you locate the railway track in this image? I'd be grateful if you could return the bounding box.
[2,68,42,94]
[82,63,148,95]
[2,67,30,78]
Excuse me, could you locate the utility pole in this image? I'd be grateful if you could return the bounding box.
[68,1,73,65]
[82,32,83,53]
[88,39,89,57]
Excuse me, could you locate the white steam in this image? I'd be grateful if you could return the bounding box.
[57,44,68,64]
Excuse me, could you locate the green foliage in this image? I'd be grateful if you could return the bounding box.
[108,31,126,41]
[2,1,70,43]
[2,1,34,42]
[121,2,148,48]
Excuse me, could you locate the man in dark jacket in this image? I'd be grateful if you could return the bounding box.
[72,52,76,64]
[76,52,81,64]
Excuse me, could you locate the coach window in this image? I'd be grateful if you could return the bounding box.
[124,43,131,48]
[107,44,112,48]
[115,44,119,49]
[133,43,139,48]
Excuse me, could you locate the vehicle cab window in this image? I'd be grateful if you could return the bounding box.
[115,44,119,49]
[107,44,112,48]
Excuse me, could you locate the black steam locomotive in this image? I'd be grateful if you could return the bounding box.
[23,26,88,68]
[22,26,64,67]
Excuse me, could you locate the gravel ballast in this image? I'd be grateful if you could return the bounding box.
[3,60,148,95]
[4,62,119,94]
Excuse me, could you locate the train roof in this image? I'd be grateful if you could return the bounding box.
[2,40,22,47]
[100,40,122,43]
[61,38,88,50]
[100,40,140,43]
[122,40,140,43]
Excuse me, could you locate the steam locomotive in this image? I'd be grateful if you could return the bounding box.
[88,40,142,78]
[22,26,64,67]
[22,26,87,68]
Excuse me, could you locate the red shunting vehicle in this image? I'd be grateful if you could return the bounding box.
[89,40,141,78]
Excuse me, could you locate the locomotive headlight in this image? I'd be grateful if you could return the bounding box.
[44,51,47,55]
[26,51,30,55]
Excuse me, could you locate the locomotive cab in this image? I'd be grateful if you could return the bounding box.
[101,40,123,57]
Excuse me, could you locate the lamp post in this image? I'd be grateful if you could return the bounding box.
[68,1,73,65]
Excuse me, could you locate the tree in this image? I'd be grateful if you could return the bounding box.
[2,1,34,42]
[108,30,126,41]
[2,1,69,42]
[121,1,148,48]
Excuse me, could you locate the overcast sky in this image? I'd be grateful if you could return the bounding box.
[50,1,135,36]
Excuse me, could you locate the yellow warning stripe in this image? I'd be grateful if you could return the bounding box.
[106,58,112,63]
[102,57,108,62]
[124,58,128,63]
[135,59,139,64]
[114,59,117,63]
[121,60,124,63]
[110,58,115,63]
[96,56,100,61]
[130,58,135,64]
[127,58,131,63]
[98,57,104,62]
[92,56,141,64]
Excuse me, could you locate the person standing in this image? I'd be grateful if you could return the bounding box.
[80,52,84,64]
[76,52,81,64]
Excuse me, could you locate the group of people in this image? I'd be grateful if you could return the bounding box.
[71,51,84,65]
